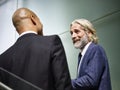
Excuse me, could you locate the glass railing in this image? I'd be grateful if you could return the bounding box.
[0,67,43,90]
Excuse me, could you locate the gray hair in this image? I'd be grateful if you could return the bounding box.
[70,18,98,44]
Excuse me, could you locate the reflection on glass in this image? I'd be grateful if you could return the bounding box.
[0,67,43,90]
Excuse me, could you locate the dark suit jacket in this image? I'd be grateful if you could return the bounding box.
[72,43,112,90]
[0,33,72,90]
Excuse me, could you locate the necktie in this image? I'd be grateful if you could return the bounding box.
[77,53,82,76]
[78,53,82,67]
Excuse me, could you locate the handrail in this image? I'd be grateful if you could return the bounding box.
[0,67,43,90]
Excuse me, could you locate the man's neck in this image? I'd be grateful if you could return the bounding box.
[80,42,92,55]
[80,42,92,53]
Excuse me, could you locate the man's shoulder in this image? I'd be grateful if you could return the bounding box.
[41,35,61,42]
[89,43,103,49]
[43,34,60,39]
[88,42,105,54]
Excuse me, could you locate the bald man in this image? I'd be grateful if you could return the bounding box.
[0,8,72,90]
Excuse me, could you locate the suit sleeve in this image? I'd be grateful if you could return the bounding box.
[72,45,107,89]
[50,35,72,90]
[0,50,13,84]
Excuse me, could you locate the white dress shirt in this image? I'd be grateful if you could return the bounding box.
[19,31,37,38]
[77,42,92,76]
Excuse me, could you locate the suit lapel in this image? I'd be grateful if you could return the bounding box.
[78,43,95,76]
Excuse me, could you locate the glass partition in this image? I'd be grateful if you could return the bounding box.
[0,67,43,90]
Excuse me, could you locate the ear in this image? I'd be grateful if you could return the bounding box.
[38,29,43,35]
[86,31,91,35]
[31,15,36,25]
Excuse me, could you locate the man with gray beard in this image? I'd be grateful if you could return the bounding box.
[70,18,112,90]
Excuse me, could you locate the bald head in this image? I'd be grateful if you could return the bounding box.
[12,8,43,35]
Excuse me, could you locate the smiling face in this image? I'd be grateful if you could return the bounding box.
[70,23,89,50]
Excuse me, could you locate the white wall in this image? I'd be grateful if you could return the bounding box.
[0,0,22,54]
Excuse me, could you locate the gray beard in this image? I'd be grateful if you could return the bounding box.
[74,34,89,50]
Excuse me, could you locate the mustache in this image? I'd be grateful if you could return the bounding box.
[73,39,80,43]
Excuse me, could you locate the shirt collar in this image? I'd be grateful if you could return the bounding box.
[81,42,92,56]
[19,31,37,38]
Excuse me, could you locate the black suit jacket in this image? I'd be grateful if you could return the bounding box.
[72,43,112,90]
[0,33,72,90]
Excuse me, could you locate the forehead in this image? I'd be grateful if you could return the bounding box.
[70,23,83,31]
